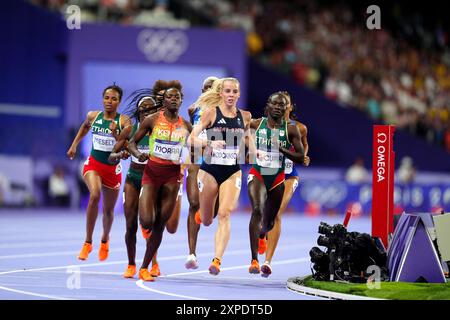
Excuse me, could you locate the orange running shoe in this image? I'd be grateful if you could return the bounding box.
[98,241,109,261]
[258,237,267,255]
[150,263,161,277]
[123,265,136,278]
[194,210,202,225]
[78,242,92,260]
[139,268,155,282]
[209,258,221,275]
[140,224,151,239]
[249,259,260,274]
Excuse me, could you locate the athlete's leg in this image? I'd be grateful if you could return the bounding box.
[166,182,183,234]
[139,184,159,233]
[248,176,267,261]
[100,186,119,243]
[197,169,218,226]
[141,183,180,270]
[123,180,140,266]
[83,171,103,243]
[214,170,242,260]
[260,183,285,238]
[186,164,200,255]
[266,177,299,263]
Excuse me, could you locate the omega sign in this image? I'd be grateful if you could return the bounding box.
[376,132,387,182]
[137,29,189,63]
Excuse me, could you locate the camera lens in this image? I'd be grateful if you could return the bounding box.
[309,246,330,266]
[317,235,332,248]
[318,222,332,236]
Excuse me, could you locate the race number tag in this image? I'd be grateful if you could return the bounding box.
[235,177,242,189]
[92,133,115,152]
[115,163,122,175]
[153,139,183,162]
[292,179,299,192]
[247,174,254,185]
[256,150,282,168]
[285,158,293,174]
[197,178,204,192]
[210,147,239,166]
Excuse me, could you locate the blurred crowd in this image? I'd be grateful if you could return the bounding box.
[186,0,450,152]
[30,0,450,152]
[29,0,190,28]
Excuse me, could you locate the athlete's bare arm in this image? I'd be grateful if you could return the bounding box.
[189,107,223,149]
[280,124,309,165]
[67,110,99,160]
[297,122,309,156]
[128,113,157,162]
[187,104,196,124]
[246,117,261,162]
[108,124,132,164]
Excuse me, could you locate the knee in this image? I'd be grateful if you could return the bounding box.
[189,200,200,214]
[263,220,276,233]
[89,191,101,204]
[166,223,178,234]
[124,203,135,216]
[126,218,138,232]
[274,214,282,225]
[202,212,213,226]
[139,215,153,230]
[251,205,263,218]
[217,209,231,223]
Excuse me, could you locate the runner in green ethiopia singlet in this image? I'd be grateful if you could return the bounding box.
[252,117,291,190]
[126,122,150,190]
[90,111,122,164]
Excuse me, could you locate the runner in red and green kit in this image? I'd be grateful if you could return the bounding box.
[128,86,192,282]
[67,84,132,262]
[247,91,309,274]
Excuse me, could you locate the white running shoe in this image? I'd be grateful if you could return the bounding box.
[261,261,272,277]
[185,254,199,269]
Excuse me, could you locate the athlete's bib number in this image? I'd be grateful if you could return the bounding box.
[153,139,182,162]
[285,158,293,174]
[92,133,115,152]
[210,147,239,166]
[132,145,149,164]
[256,150,282,168]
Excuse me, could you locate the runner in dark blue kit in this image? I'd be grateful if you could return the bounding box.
[190,77,252,275]
[185,76,219,269]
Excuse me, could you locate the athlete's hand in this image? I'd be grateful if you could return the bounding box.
[303,155,310,167]
[137,153,149,163]
[209,140,226,149]
[109,121,117,132]
[67,146,76,160]
[120,150,130,160]
[107,152,121,165]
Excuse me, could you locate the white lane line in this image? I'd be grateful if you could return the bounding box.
[136,280,207,300]
[0,244,311,300]
[135,257,310,300]
[0,237,281,259]
[0,243,311,275]
[0,285,72,300]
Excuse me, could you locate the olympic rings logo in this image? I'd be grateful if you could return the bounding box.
[137,29,189,63]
